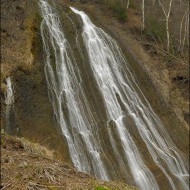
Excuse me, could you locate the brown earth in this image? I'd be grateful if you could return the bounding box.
[1,134,137,190]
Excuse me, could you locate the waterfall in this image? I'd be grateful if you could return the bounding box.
[39,0,109,180]
[39,0,189,189]
[4,77,14,133]
[70,7,189,190]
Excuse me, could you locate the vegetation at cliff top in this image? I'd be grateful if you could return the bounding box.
[92,0,189,58]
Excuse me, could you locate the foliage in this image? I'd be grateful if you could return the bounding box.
[1,129,5,135]
[111,0,127,22]
[129,1,137,9]
[98,0,127,22]
[95,186,110,190]
[1,129,5,145]
[145,16,166,42]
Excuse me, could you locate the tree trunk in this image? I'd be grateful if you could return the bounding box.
[142,0,145,31]
[166,18,170,52]
[127,0,129,9]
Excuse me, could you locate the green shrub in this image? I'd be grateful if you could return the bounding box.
[111,0,127,22]
[98,0,127,22]
[118,10,127,22]
[95,186,110,190]
[1,129,5,145]
[145,16,166,42]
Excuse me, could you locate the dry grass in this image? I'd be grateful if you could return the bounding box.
[1,134,137,190]
[1,0,38,81]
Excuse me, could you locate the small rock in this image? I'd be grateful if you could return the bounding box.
[20,161,28,167]
[3,157,10,163]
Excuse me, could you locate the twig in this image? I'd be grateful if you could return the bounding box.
[1,178,21,190]
[40,137,51,145]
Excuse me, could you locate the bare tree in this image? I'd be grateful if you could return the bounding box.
[127,0,130,9]
[151,0,156,6]
[142,0,145,31]
[186,9,189,47]
[179,9,186,52]
[158,0,173,52]
[179,6,189,53]
[184,4,189,47]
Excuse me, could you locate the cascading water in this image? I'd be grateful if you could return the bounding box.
[39,0,109,180]
[39,0,189,189]
[4,77,14,133]
[70,7,189,190]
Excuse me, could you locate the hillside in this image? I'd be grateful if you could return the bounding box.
[1,133,137,190]
[1,0,189,189]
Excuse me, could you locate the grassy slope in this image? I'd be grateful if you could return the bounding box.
[1,134,137,190]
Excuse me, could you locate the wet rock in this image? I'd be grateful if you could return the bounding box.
[80,0,88,3]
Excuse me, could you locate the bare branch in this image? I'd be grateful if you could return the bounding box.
[127,0,130,9]
[142,0,145,30]
[158,0,173,52]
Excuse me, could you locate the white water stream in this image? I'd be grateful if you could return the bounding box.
[39,0,108,180]
[70,7,189,190]
[39,1,189,189]
[4,77,14,132]
[5,77,14,106]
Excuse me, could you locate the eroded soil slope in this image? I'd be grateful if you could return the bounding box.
[1,134,137,190]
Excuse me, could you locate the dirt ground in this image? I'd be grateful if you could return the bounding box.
[1,134,137,190]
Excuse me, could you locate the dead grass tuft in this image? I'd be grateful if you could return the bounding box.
[1,134,137,190]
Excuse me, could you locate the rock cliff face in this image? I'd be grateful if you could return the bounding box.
[1,0,70,161]
[1,0,189,159]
